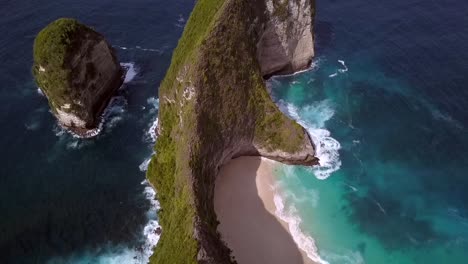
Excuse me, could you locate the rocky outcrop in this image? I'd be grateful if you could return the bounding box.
[33,18,123,136]
[257,0,316,77]
[147,0,316,263]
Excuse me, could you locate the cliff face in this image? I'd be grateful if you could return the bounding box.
[33,18,123,136]
[147,0,316,263]
[257,0,316,77]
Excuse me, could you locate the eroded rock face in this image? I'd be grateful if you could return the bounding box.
[33,18,123,136]
[147,0,317,263]
[257,0,315,77]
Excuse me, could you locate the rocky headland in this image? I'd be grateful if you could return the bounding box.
[147,0,317,263]
[33,18,123,137]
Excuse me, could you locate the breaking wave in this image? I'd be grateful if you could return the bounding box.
[56,95,128,139]
[175,14,186,28]
[144,97,159,143]
[278,99,341,180]
[329,59,348,78]
[53,62,137,139]
[115,45,165,54]
[46,180,160,264]
[121,62,138,83]
[273,188,329,264]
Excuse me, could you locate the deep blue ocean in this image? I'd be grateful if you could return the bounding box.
[268,0,468,263]
[0,0,194,263]
[1,0,467,263]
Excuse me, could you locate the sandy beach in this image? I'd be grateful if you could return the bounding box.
[214,156,315,264]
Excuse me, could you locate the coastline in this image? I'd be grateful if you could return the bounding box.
[214,156,316,264]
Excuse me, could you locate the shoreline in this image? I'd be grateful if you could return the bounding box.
[214,156,316,264]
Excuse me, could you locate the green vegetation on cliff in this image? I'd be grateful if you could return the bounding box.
[147,0,309,263]
[33,18,97,110]
[147,0,225,263]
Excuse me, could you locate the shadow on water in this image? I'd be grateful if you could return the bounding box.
[214,157,305,264]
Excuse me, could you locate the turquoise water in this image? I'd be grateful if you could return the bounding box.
[1,0,467,263]
[269,0,468,263]
[271,61,468,263]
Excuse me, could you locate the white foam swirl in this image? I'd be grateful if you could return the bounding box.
[273,192,329,264]
[279,100,341,180]
[121,62,138,83]
[45,181,161,264]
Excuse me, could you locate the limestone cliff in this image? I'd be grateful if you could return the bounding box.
[33,18,123,136]
[147,0,316,263]
[258,0,316,77]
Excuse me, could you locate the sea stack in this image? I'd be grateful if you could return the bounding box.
[147,0,316,263]
[33,18,123,136]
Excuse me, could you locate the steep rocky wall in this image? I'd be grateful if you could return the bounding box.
[147,0,316,263]
[257,0,316,77]
[33,18,123,135]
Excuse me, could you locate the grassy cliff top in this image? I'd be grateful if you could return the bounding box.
[32,18,100,109]
[147,0,312,263]
[33,18,93,68]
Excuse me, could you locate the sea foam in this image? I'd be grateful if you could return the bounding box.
[121,62,138,83]
[279,99,341,180]
[46,181,161,264]
[142,97,159,144]
[116,45,165,54]
[329,59,348,78]
[54,62,137,139]
[273,191,329,264]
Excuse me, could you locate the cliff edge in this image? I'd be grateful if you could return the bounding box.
[33,18,123,136]
[147,0,316,263]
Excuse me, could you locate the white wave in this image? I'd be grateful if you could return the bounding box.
[328,60,348,78]
[116,45,164,54]
[147,118,158,143]
[66,140,79,150]
[269,58,322,79]
[56,96,127,139]
[279,100,341,180]
[52,61,136,139]
[284,187,320,208]
[53,125,66,137]
[138,47,162,53]
[321,250,365,264]
[276,165,321,207]
[141,180,161,259]
[147,97,159,114]
[37,88,44,96]
[143,97,160,143]
[121,62,138,83]
[177,15,185,23]
[273,193,329,264]
[175,14,186,28]
[46,181,160,264]
[338,59,348,73]
[139,158,152,172]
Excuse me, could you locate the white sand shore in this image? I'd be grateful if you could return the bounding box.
[214,156,315,264]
